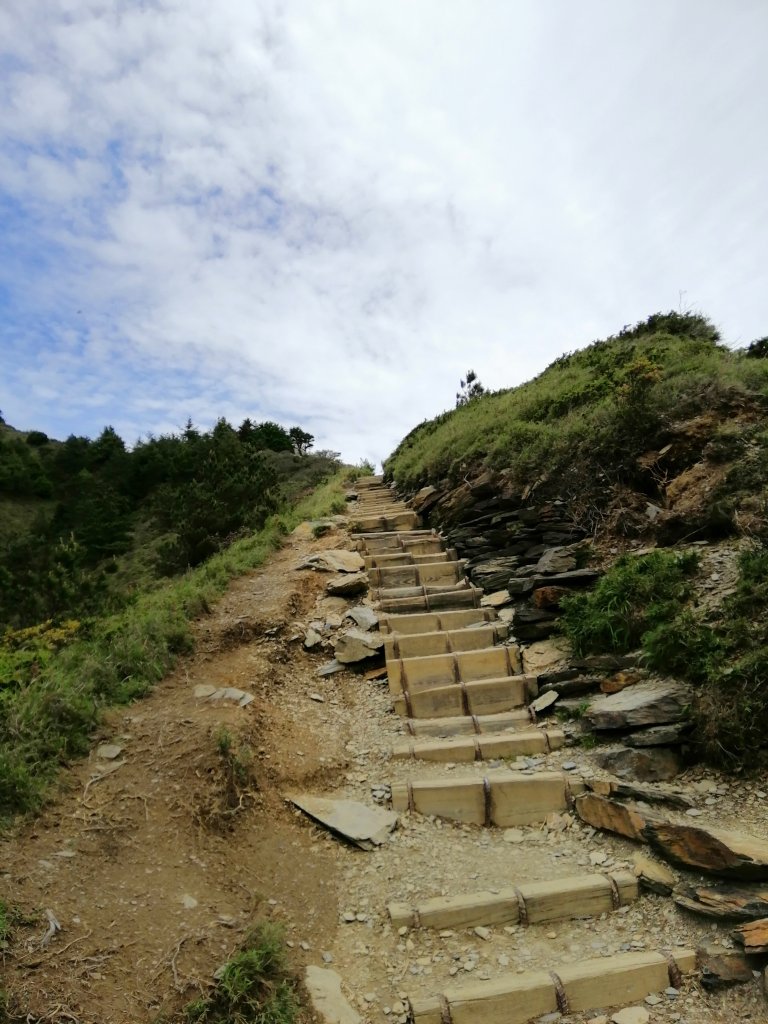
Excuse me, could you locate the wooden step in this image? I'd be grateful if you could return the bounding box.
[390,727,565,762]
[349,511,421,532]
[377,587,483,614]
[384,623,508,662]
[387,646,523,696]
[392,674,538,718]
[404,709,534,737]
[379,608,498,636]
[388,870,638,930]
[408,949,696,1024]
[369,560,464,588]
[354,530,436,554]
[390,771,581,827]
[364,550,455,568]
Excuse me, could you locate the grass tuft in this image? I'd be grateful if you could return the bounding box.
[184,922,298,1024]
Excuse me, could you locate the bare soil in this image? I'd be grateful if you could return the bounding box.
[1,525,767,1023]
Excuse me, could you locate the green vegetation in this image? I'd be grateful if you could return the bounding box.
[0,417,337,629]
[560,550,699,655]
[183,922,298,1024]
[386,312,768,534]
[0,470,349,822]
[561,543,768,768]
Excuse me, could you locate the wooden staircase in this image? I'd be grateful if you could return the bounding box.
[348,475,695,1023]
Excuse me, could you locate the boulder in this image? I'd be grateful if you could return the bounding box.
[345,605,378,631]
[512,605,559,640]
[327,572,369,596]
[535,547,578,574]
[586,680,692,732]
[302,550,365,573]
[596,747,681,783]
[334,628,384,663]
[304,966,362,1024]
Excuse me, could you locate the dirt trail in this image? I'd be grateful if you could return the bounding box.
[1,500,767,1023]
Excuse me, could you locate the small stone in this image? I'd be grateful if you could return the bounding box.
[309,693,325,703]
[181,894,198,909]
[664,987,679,997]
[342,912,356,923]
[96,743,123,760]
[611,1008,649,1024]
[686,807,704,816]
[562,761,577,771]
[644,994,661,1005]
[589,851,608,866]
[322,951,333,963]
[503,828,525,844]
[474,926,492,941]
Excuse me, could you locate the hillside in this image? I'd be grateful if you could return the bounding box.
[385,313,768,769]
[386,312,768,542]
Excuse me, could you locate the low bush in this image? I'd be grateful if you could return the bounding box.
[183,922,298,1024]
[560,550,699,655]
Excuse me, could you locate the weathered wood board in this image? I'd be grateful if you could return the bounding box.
[404,709,533,737]
[409,950,695,1024]
[388,871,638,930]
[384,623,507,661]
[392,674,537,719]
[379,608,496,636]
[390,727,564,763]
[390,772,575,827]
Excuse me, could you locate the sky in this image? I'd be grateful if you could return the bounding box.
[1,1,767,465]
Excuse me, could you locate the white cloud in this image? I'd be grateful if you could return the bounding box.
[1,0,767,464]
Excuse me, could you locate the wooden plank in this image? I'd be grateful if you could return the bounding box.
[390,772,570,827]
[411,972,556,1024]
[389,647,522,697]
[409,950,695,1024]
[370,561,463,588]
[643,822,768,880]
[380,608,496,635]
[558,949,696,1011]
[392,675,536,719]
[390,728,564,762]
[405,709,533,737]
[574,792,656,842]
[377,588,481,614]
[388,871,638,930]
[384,623,507,661]
[524,872,638,923]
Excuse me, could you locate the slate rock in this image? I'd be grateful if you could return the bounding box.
[536,547,578,574]
[334,628,384,663]
[597,747,681,782]
[345,605,378,631]
[327,572,369,596]
[301,549,365,573]
[304,966,362,1024]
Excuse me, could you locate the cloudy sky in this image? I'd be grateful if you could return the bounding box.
[1,1,766,464]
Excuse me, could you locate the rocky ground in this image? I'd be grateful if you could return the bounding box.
[1,519,767,1024]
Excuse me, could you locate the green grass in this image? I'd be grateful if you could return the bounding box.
[559,541,768,768]
[560,549,700,655]
[385,313,768,531]
[183,923,298,1024]
[0,469,351,823]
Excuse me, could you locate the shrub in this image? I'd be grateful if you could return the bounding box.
[560,550,699,655]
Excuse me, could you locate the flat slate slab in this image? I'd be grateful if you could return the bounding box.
[305,966,361,1024]
[586,680,691,731]
[287,793,397,850]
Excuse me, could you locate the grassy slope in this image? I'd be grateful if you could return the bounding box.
[0,470,352,822]
[386,315,768,525]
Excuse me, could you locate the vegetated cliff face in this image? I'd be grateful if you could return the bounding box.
[385,313,768,770]
[385,312,768,547]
